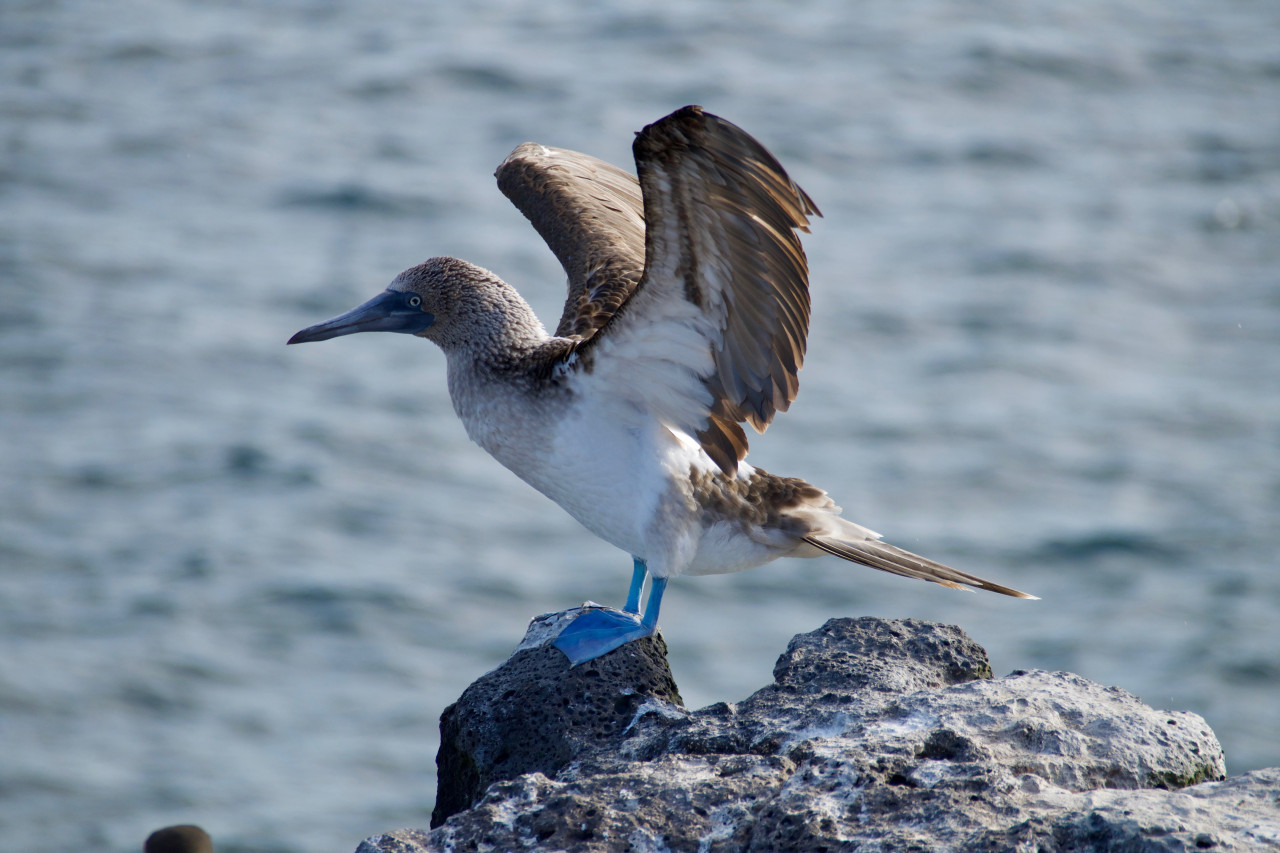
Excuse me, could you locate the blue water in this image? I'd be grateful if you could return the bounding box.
[2,1,1278,850]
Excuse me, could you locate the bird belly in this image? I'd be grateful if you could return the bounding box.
[521,414,803,579]
[476,396,804,579]
[513,406,669,561]
[683,520,793,576]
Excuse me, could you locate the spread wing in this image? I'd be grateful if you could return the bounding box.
[496,142,646,339]
[578,105,821,474]
[496,106,820,475]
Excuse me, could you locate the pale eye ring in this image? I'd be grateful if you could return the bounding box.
[408,295,422,308]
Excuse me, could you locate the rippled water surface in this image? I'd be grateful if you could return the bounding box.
[3,1,1278,850]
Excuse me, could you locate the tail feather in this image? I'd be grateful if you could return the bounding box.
[804,535,1037,599]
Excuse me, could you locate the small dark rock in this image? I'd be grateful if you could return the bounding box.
[430,607,682,826]
[770,617,993,694]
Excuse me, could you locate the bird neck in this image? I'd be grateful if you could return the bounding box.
[443,338,571,485]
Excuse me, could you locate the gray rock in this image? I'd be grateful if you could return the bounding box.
[359,616,1280,852]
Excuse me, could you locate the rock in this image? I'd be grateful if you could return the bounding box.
[359,615,1280,853]
[430,606,682,827]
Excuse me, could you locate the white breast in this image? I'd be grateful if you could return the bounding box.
[448,355,799,579]
[524,394,675,559]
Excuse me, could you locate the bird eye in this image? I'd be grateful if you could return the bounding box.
[408,295,422,308]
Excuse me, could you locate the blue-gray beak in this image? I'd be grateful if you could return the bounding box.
[288,291,435,344]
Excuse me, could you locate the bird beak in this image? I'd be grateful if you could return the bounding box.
[287,291,435,344]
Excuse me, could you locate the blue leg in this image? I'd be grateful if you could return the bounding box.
[641,576,666,630]
[553,559,666,666]
[623,558,646,614]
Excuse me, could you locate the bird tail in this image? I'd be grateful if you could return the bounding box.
[803,529,1037,599]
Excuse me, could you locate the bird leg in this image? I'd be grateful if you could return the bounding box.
[623,557,646,613]
[553,559,665,666]
[641,575,666,630]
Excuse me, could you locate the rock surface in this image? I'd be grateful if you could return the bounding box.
[359,615,1280,852]
[431,607,682,826]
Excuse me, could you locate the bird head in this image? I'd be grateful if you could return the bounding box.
[286,260,458,346]
[288,256,544,360]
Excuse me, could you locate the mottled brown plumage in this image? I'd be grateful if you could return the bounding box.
[497,143,646,340]
[690,466,831,534]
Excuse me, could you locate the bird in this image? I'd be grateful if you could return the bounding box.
[288,105,1035,666]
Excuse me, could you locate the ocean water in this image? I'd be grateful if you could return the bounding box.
[2,1,1278,850]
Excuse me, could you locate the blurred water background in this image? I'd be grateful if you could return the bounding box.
[2,1,1278,850]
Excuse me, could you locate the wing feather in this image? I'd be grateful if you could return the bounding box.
[497,107,822,476]
[581,106,821,473]
[495,143,646,339]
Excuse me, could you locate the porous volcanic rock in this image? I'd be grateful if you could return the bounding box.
[357,615,1280,853]
[430,607,682,826]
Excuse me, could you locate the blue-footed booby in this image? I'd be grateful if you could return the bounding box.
[289,105,1036,665]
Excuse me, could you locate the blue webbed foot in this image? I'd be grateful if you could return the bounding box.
[553,562,667,666]
[552,607,654,666]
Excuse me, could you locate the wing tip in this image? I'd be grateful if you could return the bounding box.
[977,583,1040,600]
[495,141,543,177]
